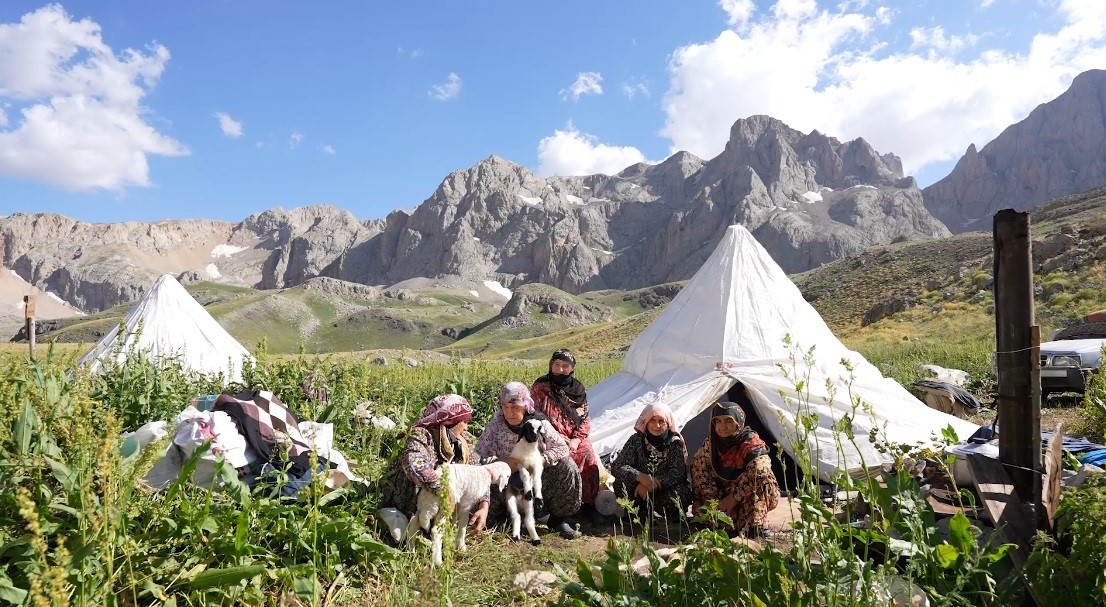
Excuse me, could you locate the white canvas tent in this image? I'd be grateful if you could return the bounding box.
[77,274,252,383]
[588,225,977,481]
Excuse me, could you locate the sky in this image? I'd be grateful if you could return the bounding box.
[0,0,1104,224]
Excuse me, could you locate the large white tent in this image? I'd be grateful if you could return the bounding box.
[588,225,977,481]
[77,274,252,383]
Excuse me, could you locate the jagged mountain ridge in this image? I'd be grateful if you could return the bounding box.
[326,114,948,290]
[924,69,1106,233]
[2,115,948,314]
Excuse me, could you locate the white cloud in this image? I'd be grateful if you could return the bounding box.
[981,0,999,7]
[719,0,757,28]
[429,72,462,100]
[560,72,603,101]
[909,26,979,54]
[214,111,243,138]
[397,46,423,59]
[874,6,896,25]
[621,80,651,99]
[289,131,304,148]
[536,123,647,177]
[321,144,335,155]
[660,0,1106,179]
[0,5,187,191]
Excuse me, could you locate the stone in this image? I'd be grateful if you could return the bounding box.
[512,570,558,597]
[403,357,419,367]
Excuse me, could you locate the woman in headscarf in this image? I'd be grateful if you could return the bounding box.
[690,400,780,536]
[475,381,584,540]
[379,394,488,531]
[612,402,692,520]
[531,349,602,520]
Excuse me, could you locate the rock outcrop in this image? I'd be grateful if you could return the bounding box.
[924,69,1106,233]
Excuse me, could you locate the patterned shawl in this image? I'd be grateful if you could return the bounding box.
[709,401,767,481]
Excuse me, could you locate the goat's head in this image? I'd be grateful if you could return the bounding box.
[521,418,544,443]
[485,461,512,492]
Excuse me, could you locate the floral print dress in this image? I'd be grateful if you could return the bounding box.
[690,437,780,530]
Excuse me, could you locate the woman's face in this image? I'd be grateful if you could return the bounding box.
[502,402,526,425]
[646,415,668,437]
[713,415,739,438]
[551,360,574,376]
[449,420,469,437]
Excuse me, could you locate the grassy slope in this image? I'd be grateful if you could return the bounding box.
[810,185,1106,385]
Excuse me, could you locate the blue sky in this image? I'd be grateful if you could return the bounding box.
[0,0,1102,224]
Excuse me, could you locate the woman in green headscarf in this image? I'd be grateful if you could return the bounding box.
[690,400,780,536]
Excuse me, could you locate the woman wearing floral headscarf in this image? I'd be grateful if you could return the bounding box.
[690,400,780,536]
[475,381,584,540]
[379,394,488,531]
[612,402,692,520]
[531,349,602,519]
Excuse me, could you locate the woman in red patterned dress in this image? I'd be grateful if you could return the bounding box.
[531,349,604,523]
[690,400,780,538]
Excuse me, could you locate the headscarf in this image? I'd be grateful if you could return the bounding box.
[709,400,767,481]
[498,381,545,437]
[534,349,589,425]
[634,402,685,457]
[413,393,473,463]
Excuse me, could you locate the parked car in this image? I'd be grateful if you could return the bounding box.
[1039,314,1106,395]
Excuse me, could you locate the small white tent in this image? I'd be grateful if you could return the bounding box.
[588,225,977,481]
[77,274,252,383]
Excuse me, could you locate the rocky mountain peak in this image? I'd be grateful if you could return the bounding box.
[924,70,1106,232]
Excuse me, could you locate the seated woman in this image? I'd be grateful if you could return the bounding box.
[611,402,692,520]
[379,394,488,536]
[475,382,584,540]
[690,401,780,537]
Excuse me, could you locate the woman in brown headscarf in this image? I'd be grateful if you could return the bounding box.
[531,349,602,519]
[690,400,780,536]
[379,394,488,531]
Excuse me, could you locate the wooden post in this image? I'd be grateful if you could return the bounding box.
[993,210,1041,510]
[23,295,35,360]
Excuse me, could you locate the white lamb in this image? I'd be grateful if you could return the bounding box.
[407,461,511,566]
[504,417,545,545]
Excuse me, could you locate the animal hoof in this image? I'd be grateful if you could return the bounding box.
[530,538,542,546]
[534,498,545,510]
[511,534,521,542]
[525,490,534,501]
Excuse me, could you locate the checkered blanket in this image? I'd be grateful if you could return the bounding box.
[213,390,314,474]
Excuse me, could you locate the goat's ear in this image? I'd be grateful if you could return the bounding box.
[495,474,508,492]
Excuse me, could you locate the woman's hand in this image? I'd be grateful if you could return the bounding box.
[636,473,661,492]
[469,500,489,532]
[568,437,581,452]
[502,456,522,472]
[634,482,651,501]
[718,494,737,513]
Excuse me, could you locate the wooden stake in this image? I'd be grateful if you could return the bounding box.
[992,210,1041,511]
[23,295,35,361]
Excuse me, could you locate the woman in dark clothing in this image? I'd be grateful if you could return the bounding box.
[531,349,602,518]
[612,402,692,520]
[379,394,488,531]
[690,400,780,536]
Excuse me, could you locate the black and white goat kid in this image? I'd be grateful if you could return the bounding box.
[505,418,546,545]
